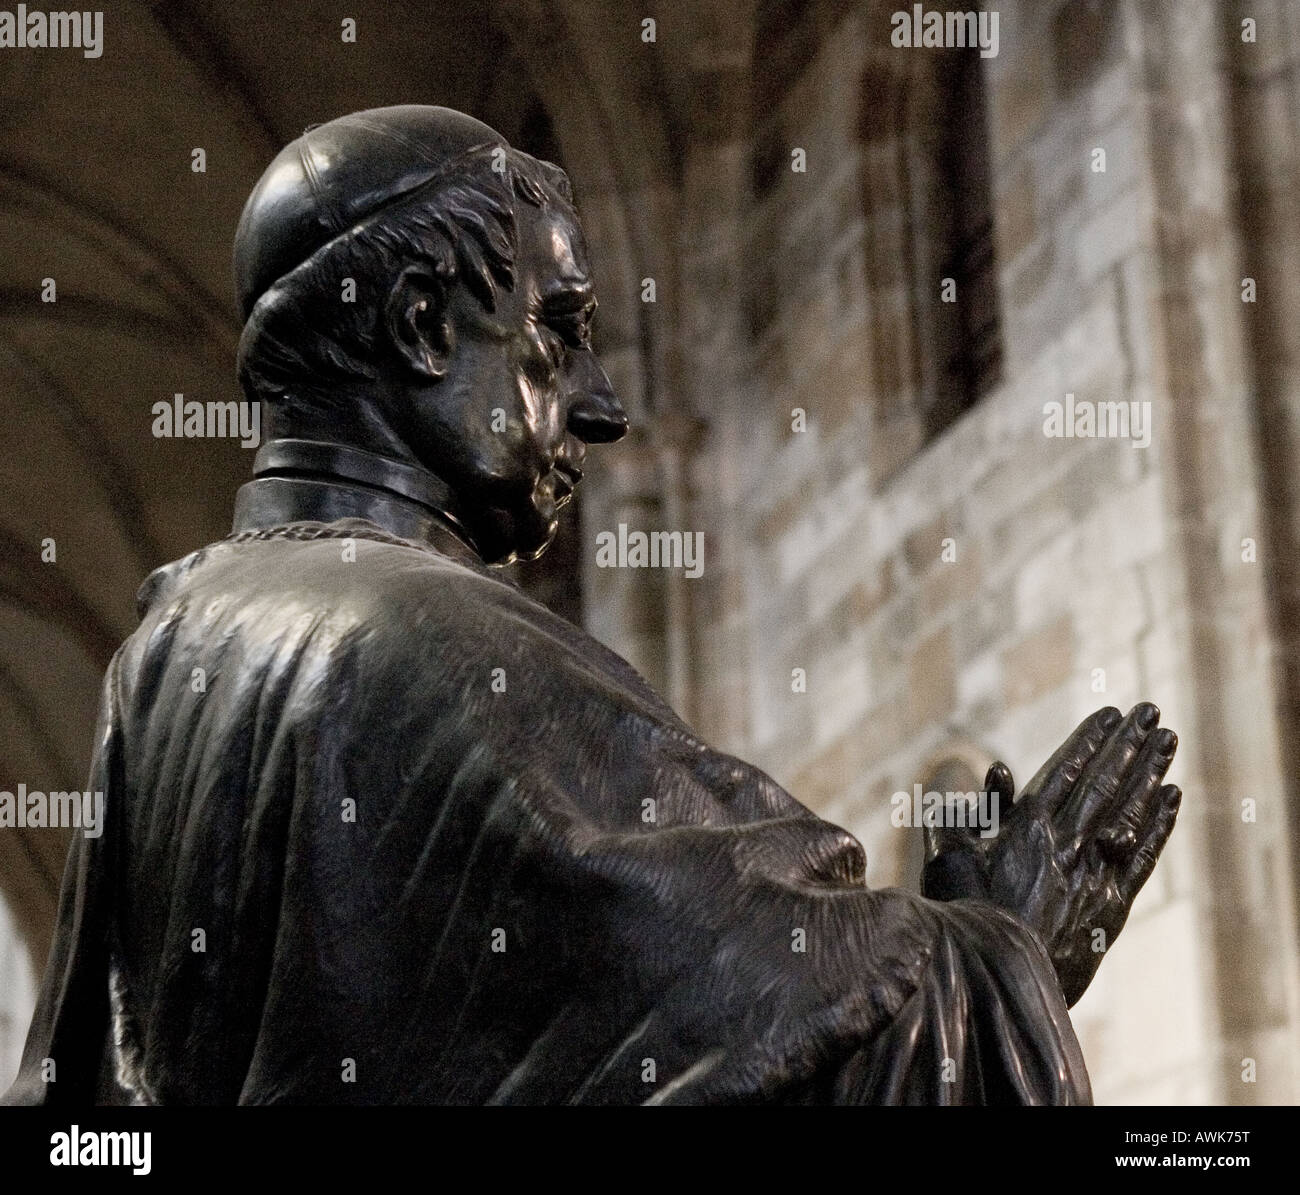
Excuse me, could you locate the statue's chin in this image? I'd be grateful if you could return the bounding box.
[513,519,559,564]
[474,501,557,566]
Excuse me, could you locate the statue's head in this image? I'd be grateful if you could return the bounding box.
[233,105,627,564]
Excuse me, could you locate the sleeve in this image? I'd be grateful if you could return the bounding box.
[803,900,1092,1105]
[70,549,1090,1107]
[332,571,1096,1106]
[496,827,1093,1106]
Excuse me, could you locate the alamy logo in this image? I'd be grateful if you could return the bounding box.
[0,784,104,838]
[891,5,999,58]
[594,523,704,579]
[1043,393,1152,448]
[0,7,102,57]
[152,394,261,448]
[891,783,1001,839]
[50,1126,151,1175]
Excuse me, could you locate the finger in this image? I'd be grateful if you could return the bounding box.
[1020,707,1121,816]
[1113,726,1178,838]
[1121,784,1181,898]
[1067,702,1160,836]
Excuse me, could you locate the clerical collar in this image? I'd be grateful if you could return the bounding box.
[230,437,481,563]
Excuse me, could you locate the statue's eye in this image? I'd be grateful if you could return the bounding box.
[548,314,590,350]
[543,297,596,350]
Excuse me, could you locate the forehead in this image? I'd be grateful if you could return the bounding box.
[521,204,592,289]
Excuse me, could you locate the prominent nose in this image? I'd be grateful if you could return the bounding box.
[565,352,628,443]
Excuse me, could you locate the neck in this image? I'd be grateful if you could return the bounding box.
[231,437,481,562]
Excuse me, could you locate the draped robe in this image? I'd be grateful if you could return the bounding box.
[6,516,1090,1105]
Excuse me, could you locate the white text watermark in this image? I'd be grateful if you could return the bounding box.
[1043,394,1152,448]
[0,7,102,58]
[890,784,1000,839]
[0,784,104,838]
[594,523,704,578]
[152,394,261,448]
[891,5,999,58]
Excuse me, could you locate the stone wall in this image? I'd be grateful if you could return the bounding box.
[624,0,1300,1104]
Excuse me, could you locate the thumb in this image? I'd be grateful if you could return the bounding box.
[923,806,981,863]
[922,817,987,900]
[984,761,1015,807]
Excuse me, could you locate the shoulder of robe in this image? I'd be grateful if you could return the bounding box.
[137,521,507,619]
[135,520,581,664]
[129,519,673,724]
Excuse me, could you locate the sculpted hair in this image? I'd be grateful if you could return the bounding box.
[236,145,574,434]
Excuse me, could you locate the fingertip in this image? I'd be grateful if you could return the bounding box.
[984,761,1014,804]
[1156,727,1177,754]
[1134,702,1160,731]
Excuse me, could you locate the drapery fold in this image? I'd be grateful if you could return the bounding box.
[6,521,1089,1105]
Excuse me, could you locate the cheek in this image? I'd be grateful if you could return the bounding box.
[515,339,563,427]
[466,353,556,480]
[515,369,547,434]
[508,345,564,452]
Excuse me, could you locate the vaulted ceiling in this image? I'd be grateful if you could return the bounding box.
[0,0,758,964]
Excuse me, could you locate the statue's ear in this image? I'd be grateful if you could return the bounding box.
[385,264,454,380]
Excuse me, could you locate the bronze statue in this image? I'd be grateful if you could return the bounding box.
[5,106,1179,1105]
